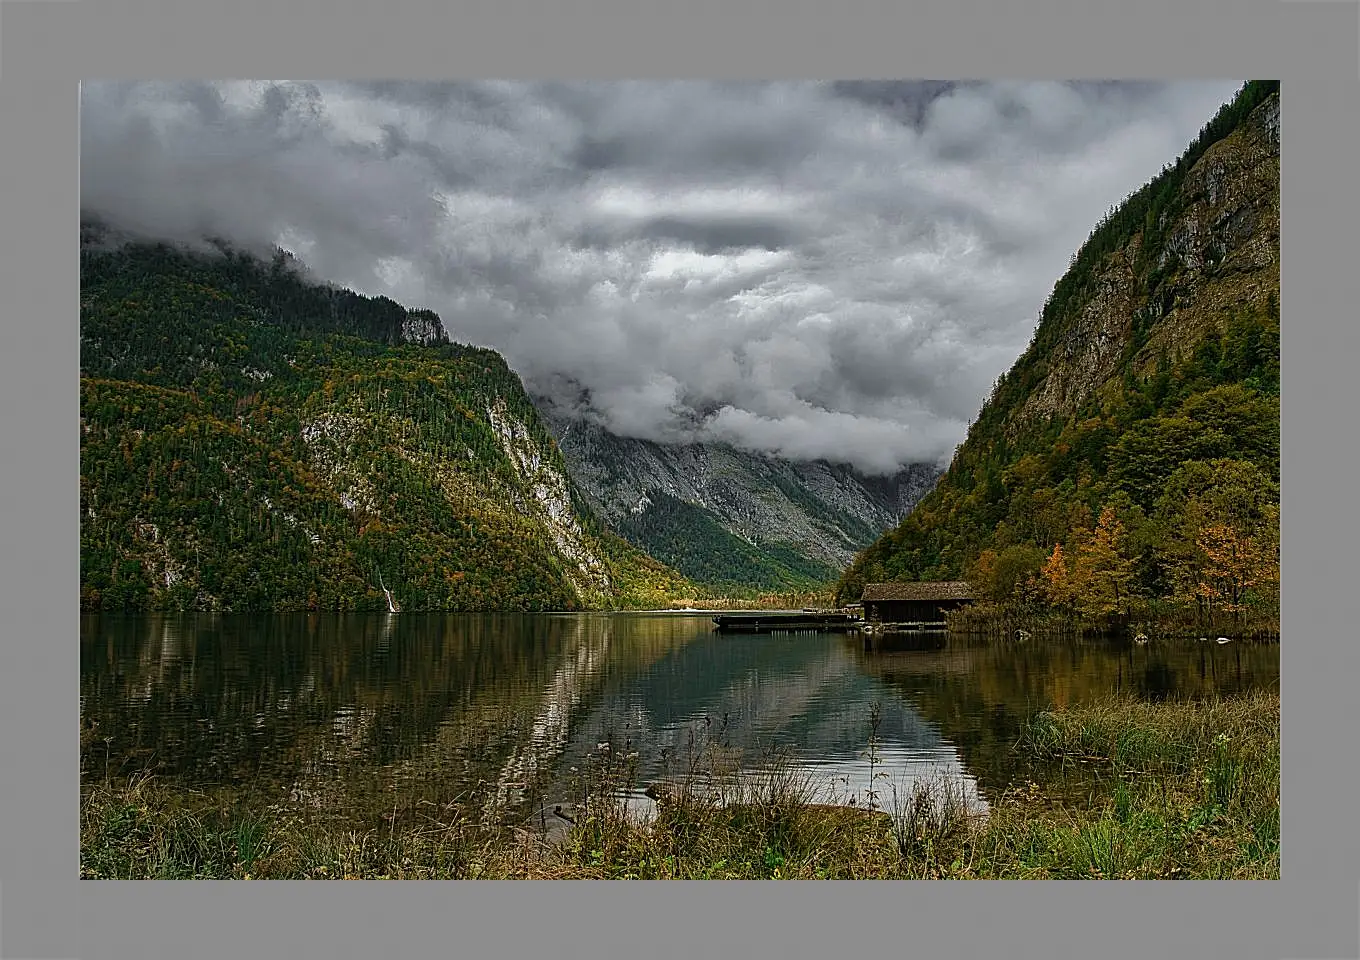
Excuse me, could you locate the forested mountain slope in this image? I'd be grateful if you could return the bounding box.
[80,230,694,612]
[836,82,1280,625]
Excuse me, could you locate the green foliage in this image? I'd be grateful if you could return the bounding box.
[835,84,1280,628]
[1072,507,1137,620]
[615,490,838,593]
[80,236,697,612]
[967,545,1048,603]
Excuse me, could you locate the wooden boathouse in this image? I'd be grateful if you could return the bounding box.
[860,581,975,631]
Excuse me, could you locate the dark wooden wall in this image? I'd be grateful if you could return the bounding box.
[864,598,970,623]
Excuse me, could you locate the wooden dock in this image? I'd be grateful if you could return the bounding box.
[712,612,862,634]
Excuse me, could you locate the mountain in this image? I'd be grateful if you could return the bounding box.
[836,81,1280,620]
[533,392,942,593]
[79,228,695,612]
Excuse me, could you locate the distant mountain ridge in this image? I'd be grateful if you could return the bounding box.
[534,391,942,591]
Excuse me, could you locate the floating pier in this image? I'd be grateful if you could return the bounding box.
[712,612,861,634]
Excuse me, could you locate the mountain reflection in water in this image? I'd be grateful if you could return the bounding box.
[81,613,1279,827]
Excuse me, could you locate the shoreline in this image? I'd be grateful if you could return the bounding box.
[80,690,1279,881]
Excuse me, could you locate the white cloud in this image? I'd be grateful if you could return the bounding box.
[80,79,1244,472]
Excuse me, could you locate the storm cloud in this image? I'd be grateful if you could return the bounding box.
[79,79,1241,473]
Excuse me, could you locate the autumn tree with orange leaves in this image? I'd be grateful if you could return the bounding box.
[1039,542,1076,613]
[1070,506,1137,620]
[1183,505,1280,624]
[1156,460,1280,626]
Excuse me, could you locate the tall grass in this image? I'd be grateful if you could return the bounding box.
[81,691,1279,880]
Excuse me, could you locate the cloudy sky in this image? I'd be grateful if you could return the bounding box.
[79,80,1241,474]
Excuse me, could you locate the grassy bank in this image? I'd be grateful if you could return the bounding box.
[946,602,1281,642]
[80,690,1278,880]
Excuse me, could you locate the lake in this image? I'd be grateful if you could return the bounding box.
[80,612,1280,828]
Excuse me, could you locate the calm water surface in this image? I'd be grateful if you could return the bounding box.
[80,612,1279,825]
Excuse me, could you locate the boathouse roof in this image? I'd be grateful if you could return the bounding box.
[861,581,975,602]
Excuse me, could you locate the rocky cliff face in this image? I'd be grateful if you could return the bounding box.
[533,393,942,576]
[400,309,448,347]
[483,397,615,600]
[1016,92,1279,428]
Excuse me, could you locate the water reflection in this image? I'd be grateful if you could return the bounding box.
[80,614,1279,827]
[486,616,615,814]
[541,628,985,819]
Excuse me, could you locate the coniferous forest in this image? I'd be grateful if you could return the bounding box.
[837,82,1280,635]
[80,232,696,612]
